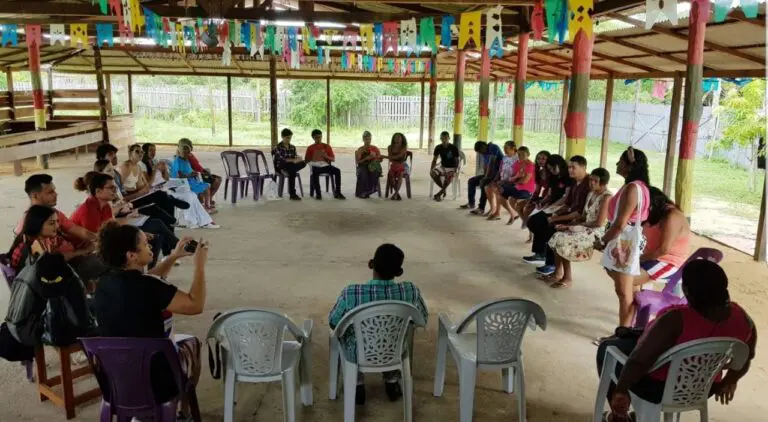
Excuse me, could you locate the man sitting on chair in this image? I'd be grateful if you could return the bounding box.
[430,131,460,202]
[305,129,345,200]
[272,128,306,201]
[328,244,429,406]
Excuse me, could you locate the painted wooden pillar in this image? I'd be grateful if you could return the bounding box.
[127,74,133,113]
[269,54,278,148]
[227,76,233,146]
[559,77,569,155]
[513,33,529,145]
[600,77,615,168]
[46,70,54,121]
[427,55,437,151]
[27,28,49,168]
[326,78,331,145]
[7,69,22,176]
[453,50,466,149]
[419,79,426,149]
[675,0,710,219]
[663,73,683,196]
[478,46,491,143]
[564,30,594,159]
[93,46,109,143]
[105,74,113,116]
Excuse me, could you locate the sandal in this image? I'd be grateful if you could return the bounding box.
[536,274,560,283]
[550,280,572,289]
[506,216,519,225]
[486,214,501,221]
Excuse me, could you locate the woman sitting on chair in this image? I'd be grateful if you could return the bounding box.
[153,160,219,229]
[355,131,382,198]
[596,260,756,421]
[637,187,690,288]
[171,143,214,213]
[385,132,409,201]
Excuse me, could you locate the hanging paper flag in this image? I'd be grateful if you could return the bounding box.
[645,0,678,29]
[301,26,311,54]
[98,0,108,14]
[253,23,264,58]
[287,27,297,51]
[342,29,357,50]
[341,52,348,70]
[143,7,156,40]
[532,0,545,41]
[349,52,356,69]
[383,22,399,55]
[568,0,594,42]
[652,80,668,99]
[176,23,185,54]
[712,0,732,22]
[485,6,504,58]
[373,23,383,56]
[323,29,338,43]
[458,11,482,49]
[96,23,114,47]
[525,81,535,90]
[387,58,394,72]
[399,18,417,56]
[308,25,318,50]
[424,59,430,74]
[109,0,121,16]
[290,46,300,69]
[222,42,232,66]
[240,21,251,50]
[168,22,177,50]
[282,35,290,63]
[394,59,400,74]
[359,24,374,54]
[194,22,203,53]
[507,82,514,94]
[184,24,195,53]
[265,25,275,53]
[230,20,240,47]
[324,47,331,67]
[377,57,383,72]
[128,0,144,34]
[545,0,567,44]
[741,0,758,18]
[418,17,437,55]
[275,27,285,55]
[703,78,720,93]
[440,15,454,48]
[219,20,231,47]
[318,45,324,65]
[26,24,42,49]
[119,0,132,30]
[0,24,17,47]
[69,24,88,48]
[50,24,66,46]
[359,54,365,71]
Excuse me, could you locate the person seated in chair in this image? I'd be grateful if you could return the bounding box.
[94,222,209,419]
[178,138,222,204]
[460,140,504,215]
[596,260,757,422]
[171,143,215,213]
[385,133,409,201]
[354,131,382,198]
[305,129,345,200]
[637,187,691,287]
[429,131,460,201]
[272,128,306,201]
[328,244,429,406]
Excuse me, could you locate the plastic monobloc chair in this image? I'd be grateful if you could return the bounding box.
[220,151,250,204]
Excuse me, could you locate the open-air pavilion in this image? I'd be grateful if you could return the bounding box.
[0,1,766,421]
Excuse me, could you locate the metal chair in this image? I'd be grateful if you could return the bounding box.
[429,150,466,200]
[329,301,427,422]
[220,151,250,204]
[433,298,547,422]
[206,308,313,422]
[593,338,749,422]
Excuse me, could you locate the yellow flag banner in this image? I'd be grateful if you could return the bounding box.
[458,10,482,49]
[568,0,594,42]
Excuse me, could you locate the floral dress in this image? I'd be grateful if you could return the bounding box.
[548,190,612,262]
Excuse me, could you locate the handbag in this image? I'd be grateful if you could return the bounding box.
[600,182,646,276]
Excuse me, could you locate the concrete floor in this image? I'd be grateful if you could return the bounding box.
[0,148,766,421]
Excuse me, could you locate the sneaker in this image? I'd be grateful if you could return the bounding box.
[522,254,545,264]
[202,223,221,229]
[290,194,302,201]
[384,381,402,402]
[355,385,366,405]
[536,265,556,275]
[334,193,346,200]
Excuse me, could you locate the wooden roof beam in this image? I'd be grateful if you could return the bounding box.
[177,52,197,73]
[124,51,151,72]
[531,49,612,74]
[608,12,765,65]
[49,49,87,67]
[728,10,766,27]
[595,34,689,66]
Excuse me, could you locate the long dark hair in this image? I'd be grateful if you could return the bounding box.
[546,154,569,186]
[646,186,678,225]
[141,143,155,177]
[621,147,650,186]
[390,132,408,149]
[8,205,57,257]
[535,150,551,185]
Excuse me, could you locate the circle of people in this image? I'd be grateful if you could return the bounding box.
[1,132,757,422]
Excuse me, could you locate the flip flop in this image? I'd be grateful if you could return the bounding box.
[486,214,501,221]
[550,280,572,289]
[506,216,519,225]
[536,274,560,283]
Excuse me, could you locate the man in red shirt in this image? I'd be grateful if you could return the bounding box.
[17,174,95,243]
[305,129,345,200]
[179,138,222,203]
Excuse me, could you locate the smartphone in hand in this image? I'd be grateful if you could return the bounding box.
[184,240,199,254]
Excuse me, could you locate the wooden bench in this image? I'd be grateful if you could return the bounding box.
[35,343,101,420]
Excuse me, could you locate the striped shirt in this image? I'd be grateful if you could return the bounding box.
[328,279,429,362]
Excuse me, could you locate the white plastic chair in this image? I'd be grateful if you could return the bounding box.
[206,308,314,422]
[433,298,547,422]
[429,150,467,200]
[593,337,750,422]
[328,301,427,422]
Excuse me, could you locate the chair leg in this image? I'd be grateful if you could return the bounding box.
[297,175,304,197]
[342,361,358,422]
[223,368,236,422]
[405,175,411,198]
[377,178,383,197]
[699,405,708,422]
[329,338,340,400]
[281,367,297,422]
[58,347,76,419]
[501,367,514,393]
[223,179,229,200]
[433,322,448,397]
[278,175,285,197]
[458,360,477,422]
[230,179,238,204]
[593,355,616,422]
[187,386,202,422]
[403,356,414,422]
[299,343,313,406]
[429,180,434,197]
[515,363,526,422]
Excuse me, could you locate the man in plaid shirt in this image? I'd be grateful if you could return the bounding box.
[328,243,429,405]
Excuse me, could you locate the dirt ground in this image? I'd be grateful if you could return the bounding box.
[0,148,765,422]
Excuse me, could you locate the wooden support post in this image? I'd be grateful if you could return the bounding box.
[559,77,569,155]
[478,46,491,143]
[564,30,594,159]
[513,33,529,145]
[6,69,21,176]
[269,54,278,148]
[600,77,615,168]
[127,74,133,113]
[93,46,109,143]
[227,76,233,146]
[629,78,641,145]
[105,74,112,116]
[419,78,425,149]
[663,73,683,196]
[46,69,54,121]
[326,78,331,145]
[453,50,466,150]
[491,79,498,141]
[27,27,48,168]
[755,173,767,262]
[427,55,437,151]
[675,0,710,220]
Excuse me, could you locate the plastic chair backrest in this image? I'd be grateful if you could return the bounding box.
[334,301,426,368]
[455,298,547,365]
[79,337,184,410]
[220,151,244,178]
[206,308,306,377]
[652,337,748,407]
[243,149,271,176]
[0,253,15,289]
[662,248,723,295]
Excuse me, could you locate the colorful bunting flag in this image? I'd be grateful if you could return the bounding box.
[713,0,733,22]
[241,21,251,50]
[374,23,383,55]
[302,26,311,54]
[440,15,454,48]
[176,23,185,54]
[359,24,374,54]
[645,0,678,29]
[222,41,232,66]
[274,27,285,55]
[25,24,42,49]
[50,24,66,46]
[266,25,275,53]
[458,10,481,49]
[0,24,18,47]
[96,23,114,47]
[341,52,348,70]
[532,0,545,41]
[99,0,108,15]
[485,6,504,58]
[324,47,331,67]
[128,0,144,34]
[741,0,759,18]
[318,45,324,65]
[419,17,437,54]
[184,23,195,53]
[287,27,297,51]
[70,24,88,48]
[568,0,594,42]
[545,0,567,44]
[400,18,417,56]
[383,22,398,55]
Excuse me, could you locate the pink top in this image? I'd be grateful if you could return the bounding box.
[513,160,536,193]
[608,181,650,224]
[643,213,690,268]
[647,303,753,381]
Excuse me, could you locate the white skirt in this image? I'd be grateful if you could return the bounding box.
[169,190,213,228]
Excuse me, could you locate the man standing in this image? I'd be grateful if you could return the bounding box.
[460,141,504,215]
[272,128,307,200]
[430,131,461,201]
[524,155,591,275]
[305,129,345,200]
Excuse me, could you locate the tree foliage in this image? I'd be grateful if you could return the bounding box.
[715,79,766,151]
